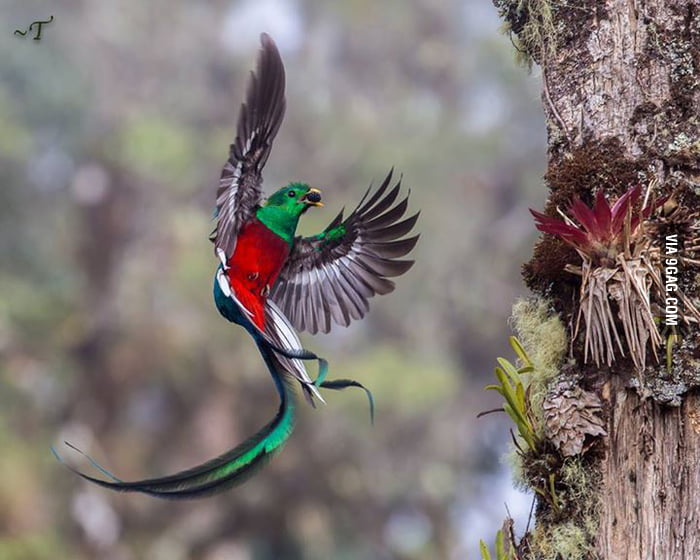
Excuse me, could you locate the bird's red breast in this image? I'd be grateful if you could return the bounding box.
[225,218,291,331]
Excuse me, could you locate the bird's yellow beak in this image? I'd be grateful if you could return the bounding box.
[303,188,323,207]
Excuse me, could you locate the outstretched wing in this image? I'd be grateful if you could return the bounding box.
[270,170,419,334]
[211,33,286,258]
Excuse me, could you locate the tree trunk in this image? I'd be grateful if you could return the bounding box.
[600,377,700,559]
[493,1,700,558]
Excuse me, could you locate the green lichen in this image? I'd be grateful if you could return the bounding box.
[504,446,528,491]
[668,132,692,151]
[492,0,558,67]
[560,458,601,527]
[636,334,700,406]
[503,301,603,559]
[511,296,567,388]
[526,457,601,560]
[663,132,700,166]
[530,521,589,560]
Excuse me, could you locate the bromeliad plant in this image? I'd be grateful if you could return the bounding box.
[531,185,698,370]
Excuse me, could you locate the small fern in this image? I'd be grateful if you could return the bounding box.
[479,529,515,560]
[486,336,539,452]
[484,337,560,512]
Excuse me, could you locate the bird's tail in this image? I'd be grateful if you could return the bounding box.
[53,343,298,499]
[262,300,374,421]
[54,307,373,499]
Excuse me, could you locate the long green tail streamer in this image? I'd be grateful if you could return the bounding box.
[55,337,373,498]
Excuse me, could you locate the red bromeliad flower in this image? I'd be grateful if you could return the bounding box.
[530,185,698,371]
[530,186,662,266]
[529,185,671,370]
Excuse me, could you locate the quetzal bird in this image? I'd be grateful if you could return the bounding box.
[57,34,418,498]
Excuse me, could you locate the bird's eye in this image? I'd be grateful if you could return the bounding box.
[288,190,296,198]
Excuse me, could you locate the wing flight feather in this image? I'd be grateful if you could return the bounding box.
[270,170,419,334]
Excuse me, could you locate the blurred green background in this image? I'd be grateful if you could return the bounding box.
[1,1,547,558]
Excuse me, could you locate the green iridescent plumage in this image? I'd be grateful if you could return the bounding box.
[55,32,415,499]
[256,183,318,243]
[314,223,347,246]
[54,343,299,498]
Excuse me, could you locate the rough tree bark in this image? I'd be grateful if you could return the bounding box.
[493,1,700,559]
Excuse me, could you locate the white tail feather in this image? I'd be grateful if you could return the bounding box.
[219,269,324,404]
[265,300,325,404]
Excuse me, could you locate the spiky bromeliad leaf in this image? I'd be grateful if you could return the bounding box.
[530,184,683,370]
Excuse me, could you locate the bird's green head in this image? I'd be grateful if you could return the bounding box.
[264,183,323,214]
[256,182,323,243]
